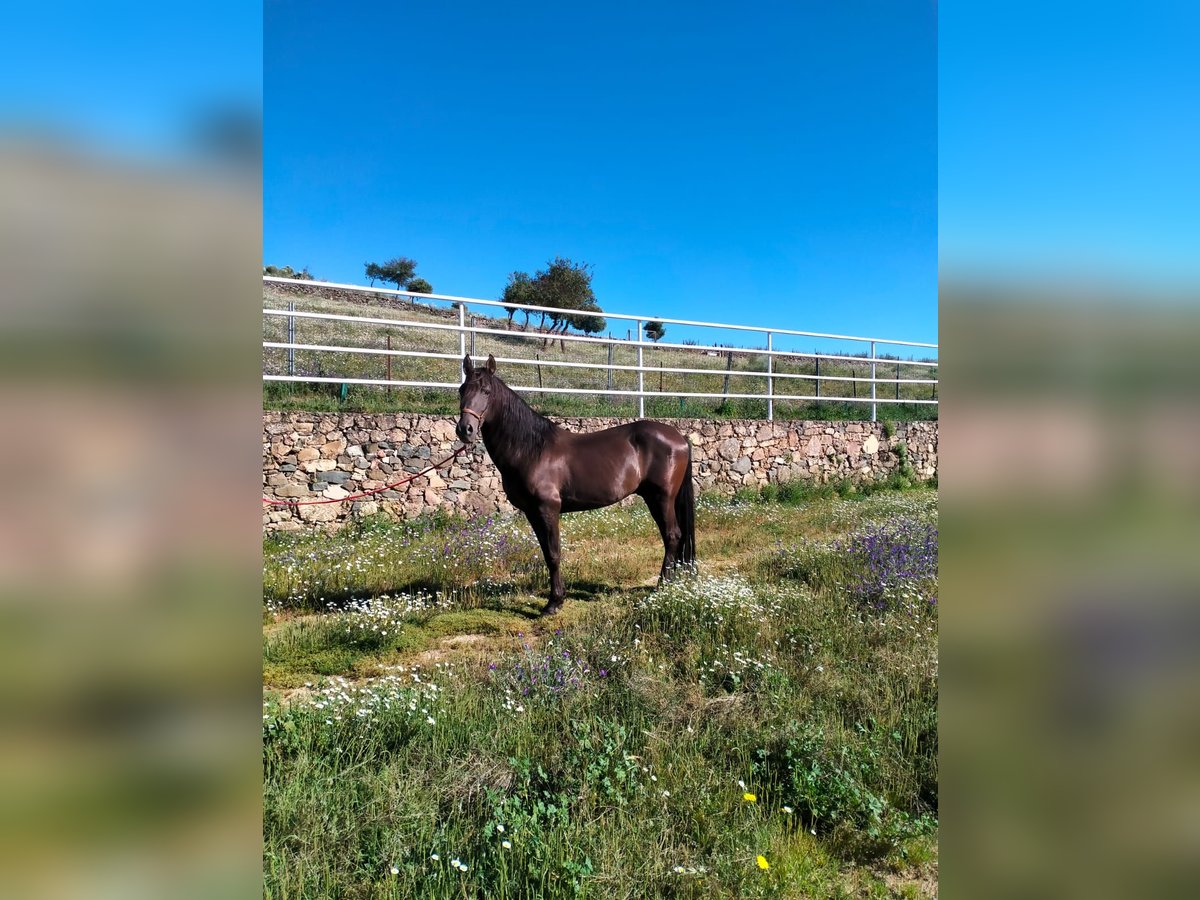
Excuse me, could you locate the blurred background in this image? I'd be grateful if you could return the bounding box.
[941,2,1200,898]
[0,3,262,898]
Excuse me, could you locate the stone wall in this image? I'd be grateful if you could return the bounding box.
[263,413,938,531]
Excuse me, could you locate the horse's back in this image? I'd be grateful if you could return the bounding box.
[565,419,687,458]
[628,418,689,451]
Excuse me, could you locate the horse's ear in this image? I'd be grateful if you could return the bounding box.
[486,354,497,374]
[463,354,474,376]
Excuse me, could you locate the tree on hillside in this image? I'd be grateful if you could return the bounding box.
[644,320,666,342]
[529,257,599,349]
[569,298,607,336]
[532,257,593,325]
[406,277,433,295]
[501,271,536,328]
[264,264,314,280]
[364,257,418,291]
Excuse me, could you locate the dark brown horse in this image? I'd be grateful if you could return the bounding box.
[456,354,696,615]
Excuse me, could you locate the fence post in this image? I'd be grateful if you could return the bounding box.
[636,320,645,418]
[870,341,877,423]
[386,332,392,394]
[814,354,820,400]
[287,301,295,376]
[766,332,774,422]
[722,351,733,400]
[896,362,900,401]
[458,304,467,383]
[607,342,614,399]
[470,316,476,358]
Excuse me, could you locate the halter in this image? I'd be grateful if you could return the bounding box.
[461,399,489,425]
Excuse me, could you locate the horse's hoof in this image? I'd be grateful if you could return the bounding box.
[543,601,564,616]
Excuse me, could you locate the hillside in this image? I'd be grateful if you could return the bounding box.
[263,283,938,421]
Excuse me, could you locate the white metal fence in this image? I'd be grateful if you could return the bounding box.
[263,276,938,422]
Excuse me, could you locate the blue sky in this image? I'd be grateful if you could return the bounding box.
[265,1,937,355]
[2,2,260,162]
[940,1,1200,290]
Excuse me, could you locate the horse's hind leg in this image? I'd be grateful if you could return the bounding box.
[643,490,682,584]
[523,503,565,615]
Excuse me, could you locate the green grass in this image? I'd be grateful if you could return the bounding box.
[736,471,937,506]
[263,486,938,898]
[263,286,938,421]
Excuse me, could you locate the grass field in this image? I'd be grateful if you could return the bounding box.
[262,285,938,421]
[263,486,938,899]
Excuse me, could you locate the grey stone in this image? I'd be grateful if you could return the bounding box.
[733,457,752,474]
[316,471,352,483]
[299,501,339,523]
[450,480,472,490]
[718,438,740,461]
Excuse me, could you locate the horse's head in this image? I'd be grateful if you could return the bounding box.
[457,353,498,443]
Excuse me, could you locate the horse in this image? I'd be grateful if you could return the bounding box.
[456,354,696,615]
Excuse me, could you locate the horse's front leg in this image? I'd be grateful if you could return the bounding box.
[524,502,565,615]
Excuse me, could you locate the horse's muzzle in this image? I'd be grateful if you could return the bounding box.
[456,417,478,443]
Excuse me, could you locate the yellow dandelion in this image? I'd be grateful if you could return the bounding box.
[756,854,770,870]
[743,792,757,802]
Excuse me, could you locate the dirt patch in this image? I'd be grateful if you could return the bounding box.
[879,865,938,898]
[412,632,497,666]
[272,684,317,705]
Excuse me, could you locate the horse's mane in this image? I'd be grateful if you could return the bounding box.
[485,373,558,466]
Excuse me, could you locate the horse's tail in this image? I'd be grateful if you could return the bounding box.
[676,445,697,566]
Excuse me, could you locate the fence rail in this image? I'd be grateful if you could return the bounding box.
[263,276,938,421]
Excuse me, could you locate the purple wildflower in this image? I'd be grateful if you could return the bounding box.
[840,518,938,608]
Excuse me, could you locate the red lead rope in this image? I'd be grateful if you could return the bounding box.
[263,445,468,506]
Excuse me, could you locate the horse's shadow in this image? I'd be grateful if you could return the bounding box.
[565,579,655,604]
[275,577,655,619]
[483,582,656,621]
